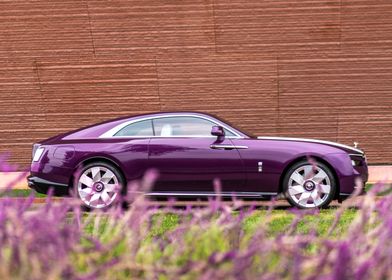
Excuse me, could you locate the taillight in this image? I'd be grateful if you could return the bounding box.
[32,144,44,162]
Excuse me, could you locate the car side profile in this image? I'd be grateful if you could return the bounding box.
[28,112,368,209]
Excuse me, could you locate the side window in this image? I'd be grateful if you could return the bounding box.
[114,120,154,137]
[152,117,235,137]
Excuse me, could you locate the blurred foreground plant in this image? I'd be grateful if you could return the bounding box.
[0,156,391,279]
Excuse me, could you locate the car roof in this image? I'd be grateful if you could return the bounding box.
[58,111,249,141]
[128,111,216,120]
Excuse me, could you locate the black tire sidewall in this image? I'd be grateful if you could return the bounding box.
[283,160,337,209]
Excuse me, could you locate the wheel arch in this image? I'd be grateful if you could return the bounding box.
[278,155,340,199]
[69,156,127,189]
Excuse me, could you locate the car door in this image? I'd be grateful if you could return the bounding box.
[229,138,281,194]
[147,116,245,193]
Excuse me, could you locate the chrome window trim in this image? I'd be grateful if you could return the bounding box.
[100,114,243,139]
[104,135,240,139]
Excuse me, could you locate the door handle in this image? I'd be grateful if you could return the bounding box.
[210,144,248,150]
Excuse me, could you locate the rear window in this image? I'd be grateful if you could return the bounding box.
[114,120,154,137]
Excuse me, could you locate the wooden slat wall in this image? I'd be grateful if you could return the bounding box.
[0,0,391,167]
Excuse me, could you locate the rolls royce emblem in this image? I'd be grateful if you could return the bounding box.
[354,142,359,148]
[304,181,315,191]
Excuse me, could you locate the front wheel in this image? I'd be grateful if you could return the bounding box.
[76,162,124,210]
[283,160,337,209]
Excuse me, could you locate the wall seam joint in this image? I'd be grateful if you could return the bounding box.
[85,0,96,59]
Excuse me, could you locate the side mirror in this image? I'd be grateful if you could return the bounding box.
[211,125,225,137]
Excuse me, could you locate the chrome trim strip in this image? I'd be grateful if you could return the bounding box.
[257,136,364,154]
[100,114,243,139]
[145,192,278,197]
[210,144,248,149]
[349,153,365,158]
[107,135,240,139]
[233,145,248,149]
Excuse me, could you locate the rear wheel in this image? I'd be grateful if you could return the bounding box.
[76,162,124,210]
[283,160,336,209]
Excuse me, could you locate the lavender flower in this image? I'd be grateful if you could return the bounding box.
[0,155,391,279]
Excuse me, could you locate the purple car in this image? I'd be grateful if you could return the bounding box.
[28,112,368,209]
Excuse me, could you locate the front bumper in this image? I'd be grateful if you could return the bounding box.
[27,176,70,196]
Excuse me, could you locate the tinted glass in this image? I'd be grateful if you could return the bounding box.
[153,117,235,137]
[114,120,153,137]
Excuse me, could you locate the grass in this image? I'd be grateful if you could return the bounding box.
[1,183,387,279]
[74,207,360,279]
[0,185,372,240]
[145,209,358,240]
[0,184,373,240]
[0,184,374,241]
[0,189,46,197]
[76,207,360,278]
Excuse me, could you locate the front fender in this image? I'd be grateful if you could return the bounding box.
[322,153,358,194]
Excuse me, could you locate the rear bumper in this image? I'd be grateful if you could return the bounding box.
[27,175,69,196]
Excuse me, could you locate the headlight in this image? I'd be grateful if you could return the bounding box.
[349,154,365,167]
[33,147,45,162]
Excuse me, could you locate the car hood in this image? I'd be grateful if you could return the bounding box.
[257,137,365,155]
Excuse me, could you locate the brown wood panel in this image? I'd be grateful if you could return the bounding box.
[0,60,47,165]
[0,0,391,167]
[36,58,161,131]
[0,1,93,60]
[88,0,216,59]
[341,0,392,53]
[0,58,161,166]
[338,112,392,164]
[277,54,392,158]
[157,54,278,135]
[214,0,341,54]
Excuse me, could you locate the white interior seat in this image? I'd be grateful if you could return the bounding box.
[160,124,173,136]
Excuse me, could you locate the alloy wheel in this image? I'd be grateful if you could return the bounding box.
[77,166,120,209]
[287,164,332,208]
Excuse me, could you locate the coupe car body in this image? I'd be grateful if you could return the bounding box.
[28,112,368,209]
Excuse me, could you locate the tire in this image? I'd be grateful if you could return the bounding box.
[283,160,337,209]
[75,161,125,210]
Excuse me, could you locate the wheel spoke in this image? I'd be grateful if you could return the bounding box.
[89,193,101,204]
[319,184,331,194]
[303,165,314,180]
[79,174,94,187]
[105,183,117,192]
[101,191,111,204]
[312,169,328,183]
[79,187,93,199]
[311,189,323,206]
[298,192,311,206]
[101,170,115,183]
[91,167,101,182]
[291,171,305,185]
[289,185,306,195]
